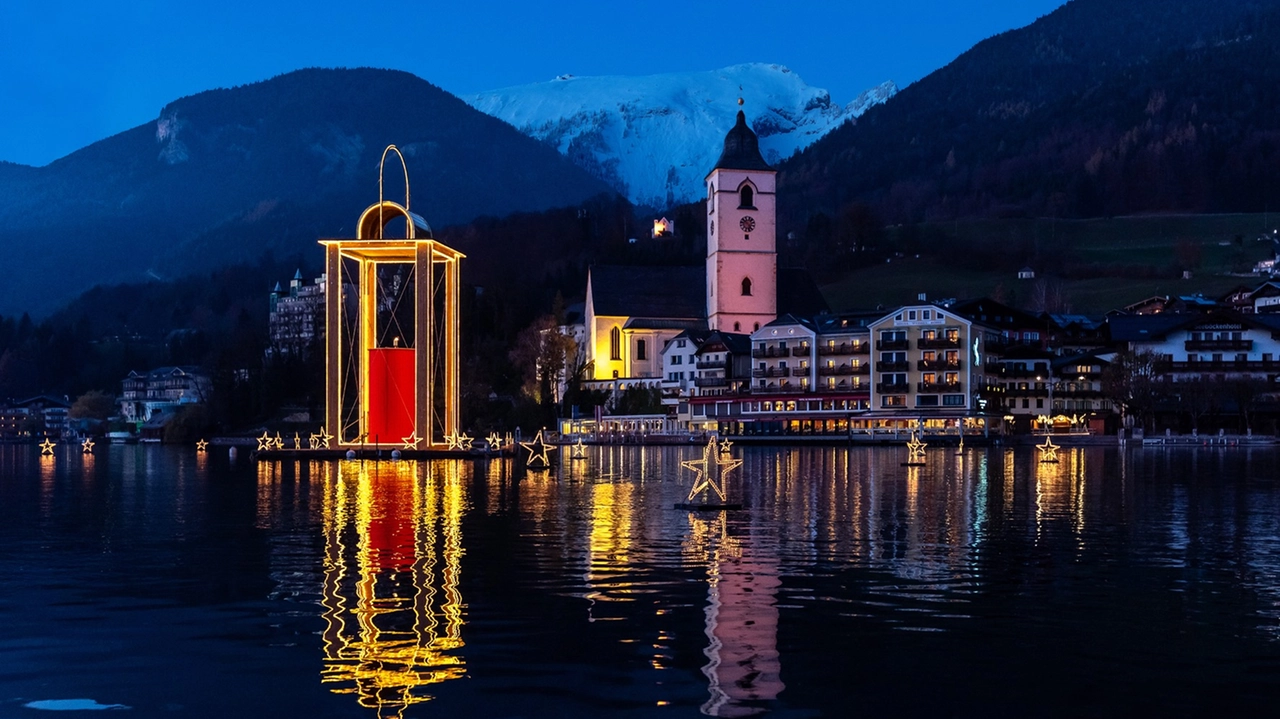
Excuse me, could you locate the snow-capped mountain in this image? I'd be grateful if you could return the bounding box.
[468,64,896,209]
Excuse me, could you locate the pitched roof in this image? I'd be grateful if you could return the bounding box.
[588,265,705,319]
[622,318,708,332]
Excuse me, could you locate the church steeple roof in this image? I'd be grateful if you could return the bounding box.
[712,110,772,172]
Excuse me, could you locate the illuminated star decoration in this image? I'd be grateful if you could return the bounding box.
[486,432,503,451]
[81,438,95,454]
[906,431,927,463]
[402,432,422,450]
[273,432,285,450]
[308,433,320,450]
[1037,436,1060,463]
[256,432,272,451]
[38,438,56,456]
[443,431,462,450]
[682,437,742,503]
[718,438,734,457]
[570,437,587,459]
[316,427,332,449]
[520,429,557,469]
[196,439,209,452]
[458,432,474,451]
[293,432,302,449]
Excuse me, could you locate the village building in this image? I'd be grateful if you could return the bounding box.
[119,366,212,424]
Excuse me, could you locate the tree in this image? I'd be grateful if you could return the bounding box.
[1224,376,1268,434]
[1101,349,1163,431]
[69,390,117,421]
[509,314,579,424]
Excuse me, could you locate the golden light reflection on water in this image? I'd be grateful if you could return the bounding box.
[257,459,469,717]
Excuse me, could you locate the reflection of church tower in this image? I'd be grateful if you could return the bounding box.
[706,105,777,334]
[689,515,784,717]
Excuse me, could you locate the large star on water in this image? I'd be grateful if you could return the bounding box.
[1037,436,1059,462]
[906,432,927,462]
[39,438,56,456]
[682,437,742,503]
[256,432,272,451]
[520,429,557,469]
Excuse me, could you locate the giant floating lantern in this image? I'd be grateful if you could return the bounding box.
[322,146,464,449]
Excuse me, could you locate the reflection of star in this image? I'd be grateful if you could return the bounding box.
[520,429,557,468]
[256,432,272,451]
[1038,436,1059,462]
[196,439,208,452]
[906,432,927,462]
[81,438,95,454]
[402,432,422,450]
[682,438,742,502]
[316,427,332,449]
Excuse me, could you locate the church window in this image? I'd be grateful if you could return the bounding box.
[739,185,755,209]
[637,339,647,360]
[734,322,741,331]
[754,322,760,331]
[741,277,753,296]
[610,327,621,360]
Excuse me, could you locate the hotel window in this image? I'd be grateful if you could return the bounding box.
[908,310,917,321]
[882,395,906,408]
[923,310,932,320]
[945,328,960,341]
[945,350,959,363]
[922,372,937,385]
[916,395,939,407]
[943,395,965,406]
[922,329,937,341]
[945,372,959,384]
[610,327,621,360]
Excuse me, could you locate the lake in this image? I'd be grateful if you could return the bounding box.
[1,443,1278,717]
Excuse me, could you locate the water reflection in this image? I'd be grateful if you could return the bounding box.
[258,459,468,717]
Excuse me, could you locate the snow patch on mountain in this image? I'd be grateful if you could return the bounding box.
[468,64,896,208]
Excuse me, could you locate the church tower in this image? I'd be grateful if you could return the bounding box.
[706,105,777,334]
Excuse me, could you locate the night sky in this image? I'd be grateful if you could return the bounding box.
[2,0,1067,167]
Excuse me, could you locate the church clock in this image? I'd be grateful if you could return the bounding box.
[739,216,756,232]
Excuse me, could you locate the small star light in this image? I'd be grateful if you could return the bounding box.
[402,432,422,450]
[443,431,461,450]
[570,437,588,459]
[459,433,474,450]
[906,432,927,463]
[486,432,502,450]
[293,433,302,449]
[196,439,209,452]
[718,438,734,457]
[256,432,272,451]
[308,433,320,450]
[1038,436,1060,463]
[520,429,557,469]
[316,427,332,449]
[273,433,285,450]
[81,438,95,454]
[39,438,55,456]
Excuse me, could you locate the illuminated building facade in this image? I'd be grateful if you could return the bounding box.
[268,269,327,356]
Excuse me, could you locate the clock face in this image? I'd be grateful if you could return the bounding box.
[739,215,756,232]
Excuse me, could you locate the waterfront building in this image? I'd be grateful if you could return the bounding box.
[1110,310,1280,384]
[0,395,72,440]
[659,329,707,419]
[119,366,212,423]
[268,269,327,356]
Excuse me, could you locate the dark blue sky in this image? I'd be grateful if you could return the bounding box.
[2,0,1067,167]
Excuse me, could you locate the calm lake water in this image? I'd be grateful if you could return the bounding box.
[1,443,1279,717]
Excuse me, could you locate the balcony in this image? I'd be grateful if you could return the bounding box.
[918,359,963,371]
[918,336,961,350]
[1184,338,1252,352]
[817,364,871,377]
[1157,360,1280,372]
[696,359,726,370]
[876,382,910,394]
[877,338,909,351]
[918,381,963,394]
[791,346,812,357]
[998,365,1047,378]
[752,367,792,378]
[815,382,866,394]
[751,347,790,358]
[792,367,810,377]
[876,361,911,372]
[695,377,730,388]
[753,383,805,394]
[818,342,869,356]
